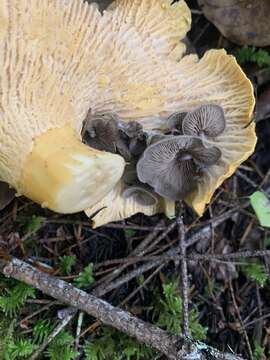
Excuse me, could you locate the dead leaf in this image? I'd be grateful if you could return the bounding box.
[199,0,270,47]
[0,181,15,210]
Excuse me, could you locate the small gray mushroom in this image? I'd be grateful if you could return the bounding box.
[191,144,221,167]
[122,161,139,185]
[118,121,146,158]
[83,113,146,160]
[167,111,187,134]
[119,121,144,140]
[83,112,119,153]
[122,185,159,206]
[146,131,167,146]
[137,136,221,201]
[182,104,226,138]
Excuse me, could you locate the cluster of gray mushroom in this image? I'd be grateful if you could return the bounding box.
[83,104,226,204]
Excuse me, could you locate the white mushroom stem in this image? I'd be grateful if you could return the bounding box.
[19,126,125,213]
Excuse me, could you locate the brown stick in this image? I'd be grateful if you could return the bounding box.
[177,209,190,337]
[0,257,245,360]
[229,281,253,360]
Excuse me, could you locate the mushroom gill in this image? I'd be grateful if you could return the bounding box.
[83,112,120,153]
[182,104,226,138]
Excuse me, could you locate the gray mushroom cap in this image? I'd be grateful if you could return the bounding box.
[137,136,221,201]
[167,111,187,134]
[83,113,146,160]
[118,121,144,139]
[83,112,119,153]
[182,104,226,137]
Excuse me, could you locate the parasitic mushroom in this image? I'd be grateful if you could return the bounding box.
[182,104,226,138]
[83,112,120,153]
[0,0,256,223]
[167,112,187,134]
[166,105,225,138]
[83,112,147,161]
[137,136,221,201]
[118,121,146,158]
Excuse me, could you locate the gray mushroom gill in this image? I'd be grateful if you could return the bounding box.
[83,104,226,207]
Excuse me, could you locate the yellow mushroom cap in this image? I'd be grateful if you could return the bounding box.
[0,0,256,219]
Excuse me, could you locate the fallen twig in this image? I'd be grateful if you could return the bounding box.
[229,281,253,360]
[29,310,76,360]
[75,311,84,351]
[177,203,190,337]
[131,249,270,265]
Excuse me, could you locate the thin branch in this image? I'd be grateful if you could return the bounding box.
[93,258,162,297]
[120,264,164,307]
[229,281,253,360]
[115,249,270,266]
[75,311,84,351]
[131,219,169,256]
[93,250,270,300]
[244,312,270,328]
[17,300,58,328]
[176,203,189,337]
[94,249,270,276]
[29,310,75,360]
